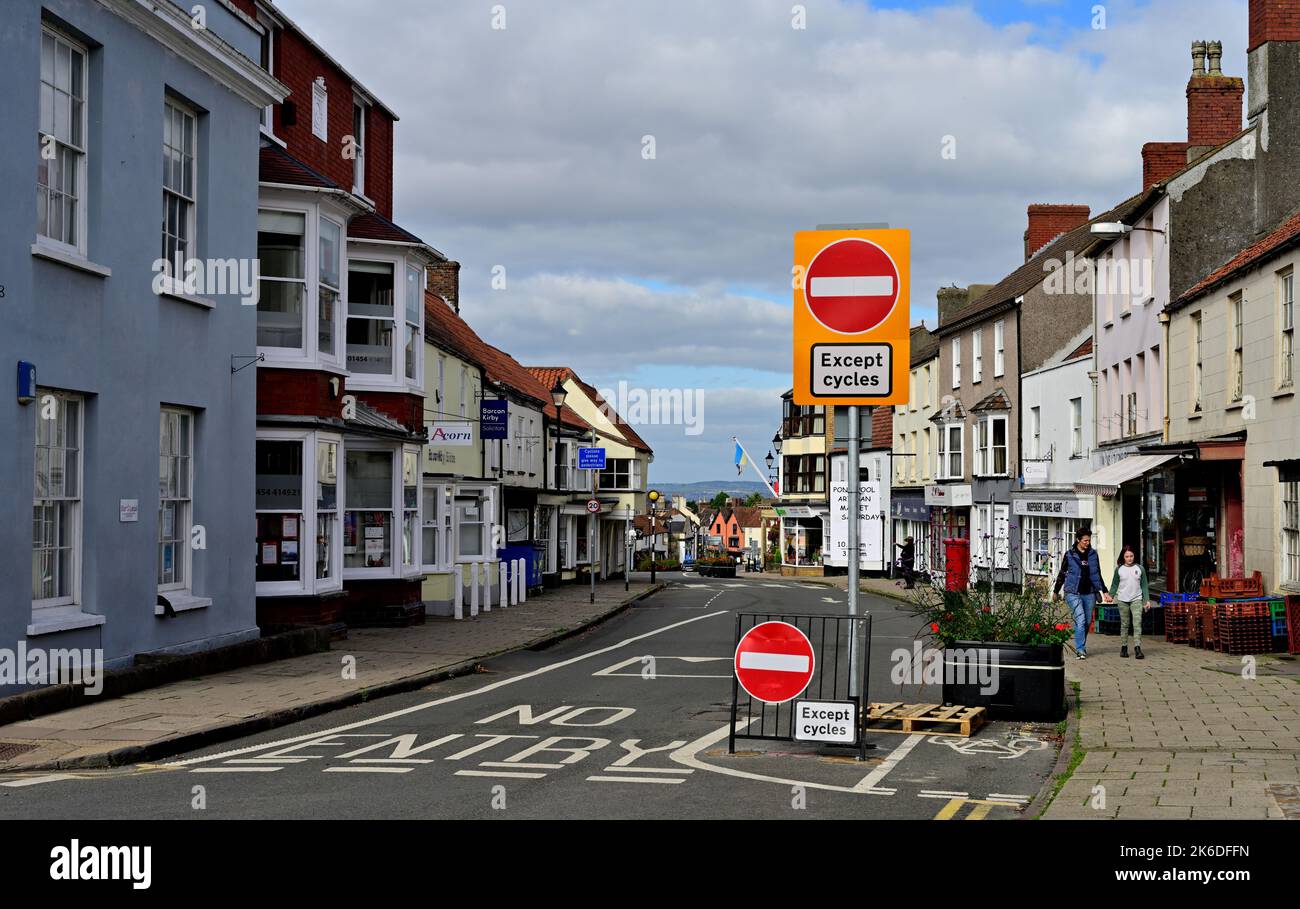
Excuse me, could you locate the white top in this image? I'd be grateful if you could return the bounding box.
[1116,564,1144,602]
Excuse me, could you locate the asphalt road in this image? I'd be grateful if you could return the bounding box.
[0,575,1061,819]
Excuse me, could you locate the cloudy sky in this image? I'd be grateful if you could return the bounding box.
[276,0,1248,483]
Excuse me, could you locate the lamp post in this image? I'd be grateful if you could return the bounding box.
[549,378,572,596]
[647,489,662,584]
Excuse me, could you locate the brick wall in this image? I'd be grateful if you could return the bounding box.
[266,20,395,218]
[1024,205,1090,260]
[356,390,424,434]
[1142,141,1190,190]
[342,578,424,626]
[1187,75,1244,148]
[258,368,344,420]
[871,405,893,449]
[427,261,461,310]
[1250,0,1300,52]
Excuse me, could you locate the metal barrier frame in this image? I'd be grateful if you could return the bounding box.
[728,611,873,762]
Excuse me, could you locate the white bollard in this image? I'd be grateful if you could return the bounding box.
[509,559,519,605]
[453,564,463,621]
[470,562,480,617]
[518,558,527,603]
[500,562,509,608]
[482,560,492,612]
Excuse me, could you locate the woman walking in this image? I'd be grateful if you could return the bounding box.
[1110,544,1151,659]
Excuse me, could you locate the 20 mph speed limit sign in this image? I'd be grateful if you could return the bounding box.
[793,229,910,406]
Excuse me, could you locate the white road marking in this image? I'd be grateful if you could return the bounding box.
[601,766,692,775]
[851,734,924,793]
[593,655,731,679]
[683,584,710,589]
[323,766,412,774]
[479,761,566,770]
[669,721,896,796]
[0,773,83,787]
[761,583,792,589]
[188,767,282,773]
[737,652,810,673]
[454,770,546,780]
[165,610,728,768]
[586,775,684,785]
[919,789,970,798]
[810,275,894,297]
[987,793,1031,802]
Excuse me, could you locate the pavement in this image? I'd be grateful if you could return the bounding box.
[1042,634,1300,819]
[0,579,662,773]
[0,575,1059,820]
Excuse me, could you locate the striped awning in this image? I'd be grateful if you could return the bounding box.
[1072,453,1180,497]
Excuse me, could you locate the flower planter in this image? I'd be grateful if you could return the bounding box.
[699,564,736,578]
[940,641,1065,722]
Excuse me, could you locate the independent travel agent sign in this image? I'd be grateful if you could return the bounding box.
[793,229,910,406]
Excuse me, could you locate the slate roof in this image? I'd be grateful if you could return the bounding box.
[909,324,940,367]
[971,387,1013,412]
[259,143,336,189]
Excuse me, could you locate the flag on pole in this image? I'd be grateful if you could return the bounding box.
[734,441,747,476]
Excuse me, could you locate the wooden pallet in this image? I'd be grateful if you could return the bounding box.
[864,702,987,737]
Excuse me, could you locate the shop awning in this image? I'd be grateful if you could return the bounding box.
[1073,453,1180,497]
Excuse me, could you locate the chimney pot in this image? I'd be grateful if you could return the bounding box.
[1208,40,1223,75]
[1191,40,1207,76]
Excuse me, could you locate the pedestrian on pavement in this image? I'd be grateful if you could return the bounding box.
[895,536,915,589]
[1052,528,1112,660]
[1109,544,1151,660]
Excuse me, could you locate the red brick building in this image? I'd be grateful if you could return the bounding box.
[231,1,441,629]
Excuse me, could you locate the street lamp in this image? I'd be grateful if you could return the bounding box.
[1090,222,1166,237]
[772,432,783,455]
[765,450,774,473]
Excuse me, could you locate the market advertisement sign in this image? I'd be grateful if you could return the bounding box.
[427,422,474,446]
[480,400,509,440]
[793,699,858,744]
[827,481,883,568]
[793,229,910,406]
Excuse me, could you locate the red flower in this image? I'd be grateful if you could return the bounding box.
[1034,623,1041,630]
[931,622,940,633]
[982,606,991,614]
[944,612,954,621]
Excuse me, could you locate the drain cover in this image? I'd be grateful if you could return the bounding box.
[0,742,37,761]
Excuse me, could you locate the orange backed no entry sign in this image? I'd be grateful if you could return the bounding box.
[793,229,911,406]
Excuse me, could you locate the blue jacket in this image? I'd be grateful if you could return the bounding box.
[1053,546,1108,597]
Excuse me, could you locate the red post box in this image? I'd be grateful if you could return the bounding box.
[944,537,970,591]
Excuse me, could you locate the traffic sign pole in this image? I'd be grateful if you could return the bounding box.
[847,405,860,699]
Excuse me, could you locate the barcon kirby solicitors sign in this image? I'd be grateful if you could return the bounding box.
[427,422,473,446]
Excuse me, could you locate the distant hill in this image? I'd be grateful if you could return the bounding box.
[650,480,772,502]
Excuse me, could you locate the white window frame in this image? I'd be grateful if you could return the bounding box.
[255,429,344,597]
[421,482,453,571]
[32,390,83,611]
[37,26,89,258]
[346,251,423,389]
[455,484,495,562]
[351,96,368,196]
[1070,397,1084,457]
[1230,291,1244,402]
[158,407,194,593]
[315,437,341,586]
[972,328,983,383]
[1280,269,1295,389]
[1192,312,1204,412]
[256,10,278,135]
[1023,516,1050,575]
[972,413,1008,477]
[318,213,344,366]
[951,338,961,389]
[160,98,198,287]
[1283,480,1300,589]
[257,205,310,360]
[1029,406,1041,460]
[994,320,1005,377]
[459,365,468,418]
[342,443,411,579]
[937,422,963,480]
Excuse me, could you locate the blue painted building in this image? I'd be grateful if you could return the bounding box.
[0,0,285,681]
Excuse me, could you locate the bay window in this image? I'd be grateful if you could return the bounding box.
[403,450,420,569]
[318,217,342,359]
[937,423,963,479]
[973,414,1008,476]
[405,265,422,381]
[347,261,395,376]
[33,391,82,607]
[256,432,343,592]
[256,438,304,584]
[316,440,339,581]
[344,449,393,568]
[257,210,306,349]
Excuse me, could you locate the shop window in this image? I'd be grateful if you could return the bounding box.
[317,440,338,580]
[344,449,393,568]
[1024,517,1050,575]
[256,439,304,583]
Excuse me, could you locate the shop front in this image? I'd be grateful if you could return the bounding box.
[778,505,826,576]
[891,491,931,574]
[1012,492,1095,592]
[1165,438,1244,594]
[1075,449,1182,594]
[925,483,971,576]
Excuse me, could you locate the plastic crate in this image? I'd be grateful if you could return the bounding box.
[1289,596,1300,655]
[1142,607,1165,636]
[1160,591,1200,606]
[1199,572,1264,599]
[1274,617,1289,637]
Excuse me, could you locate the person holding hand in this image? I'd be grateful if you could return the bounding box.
[1052,528,1111,660]
[1109,544,1151,659]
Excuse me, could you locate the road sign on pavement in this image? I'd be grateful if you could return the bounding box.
[586,498,601,513]
[733,621,815,704]
[578,447,606,470]
[793,699,858,744]
[793,229,910,406]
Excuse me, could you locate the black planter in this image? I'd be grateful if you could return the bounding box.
[699,564,736,578]
[940,641,1065,722]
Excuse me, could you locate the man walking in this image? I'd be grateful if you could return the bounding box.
[1052,528,1112,660]
[895,536,915,589]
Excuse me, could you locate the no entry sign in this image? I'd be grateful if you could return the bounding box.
[805,238,900,334]
[734,621,815,704]
[793,229,910,406]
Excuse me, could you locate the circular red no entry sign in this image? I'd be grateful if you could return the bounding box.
[804,238,901,334]
[734,621,815,704]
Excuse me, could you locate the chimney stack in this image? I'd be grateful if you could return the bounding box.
[1024,204,1090,260]
[426,260,461,313]
[1186,39,1244,155]
[936,286,969,326]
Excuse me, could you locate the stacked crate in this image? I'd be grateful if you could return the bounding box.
[1216,601,1274,656]
[1199,571,1264,599]
[1095,604,1120,636]
[1165,601,1192,643]
[1285,596,1299,655]
[1141,606,1165,637]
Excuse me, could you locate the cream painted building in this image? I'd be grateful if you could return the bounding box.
[892,326,940,571]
